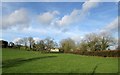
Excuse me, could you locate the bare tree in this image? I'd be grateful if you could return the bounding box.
[81,32,116,51]
[78,40,88,51]
[44,37,56,51]
[23,37,28,49]
[36,40,45,51]
[28,37,34,49]
[84,33,100,51]
[100,33,116,50]
[15,38,23,49]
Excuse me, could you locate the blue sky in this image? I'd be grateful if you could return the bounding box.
[1,1,118,43]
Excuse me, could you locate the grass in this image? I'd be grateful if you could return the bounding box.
[2,48,119,73]
[0,48,2,75]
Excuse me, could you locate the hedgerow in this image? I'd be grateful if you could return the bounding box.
[69,50,120,57]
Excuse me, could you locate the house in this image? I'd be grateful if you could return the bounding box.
[50,48,59,52]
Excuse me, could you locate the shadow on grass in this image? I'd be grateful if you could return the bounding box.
[2,56,57,68]
[91,63,101,75]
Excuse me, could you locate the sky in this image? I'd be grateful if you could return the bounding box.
[0,0,119,44]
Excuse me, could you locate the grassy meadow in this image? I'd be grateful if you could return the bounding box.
[2,48,119,73]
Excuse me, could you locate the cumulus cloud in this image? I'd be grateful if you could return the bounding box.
[100,17,118,34]
[56,9,81,26]
[56,0,100,27]
[35,0,100,27]
[36,0,100,27]
[37,11,59,25]
[82,0,100,13]
[2,8,30,30]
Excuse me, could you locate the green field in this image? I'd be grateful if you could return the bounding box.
[2,48,119,73]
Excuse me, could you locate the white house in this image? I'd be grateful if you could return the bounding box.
[50,48,59,52]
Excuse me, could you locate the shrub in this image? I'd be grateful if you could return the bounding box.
[70,50,120,57]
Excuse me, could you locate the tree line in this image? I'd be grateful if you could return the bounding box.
[1,37,58,51]
[60,32,118,52]
[0,32,118,52]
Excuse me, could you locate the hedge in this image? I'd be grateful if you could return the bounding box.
[69,50,120,57]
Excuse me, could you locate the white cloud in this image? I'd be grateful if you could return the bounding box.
[56,0,100,27]
[80,0,100,18]
[2,8,30,30]
[82,0,100,13]
[100,17,118,34]
[37,11,59,25]
[56,9,81,26]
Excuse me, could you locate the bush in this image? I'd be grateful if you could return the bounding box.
[70,50,120,57]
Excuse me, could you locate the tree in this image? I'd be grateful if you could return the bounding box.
[23,37,28,49]
[54,42,58,48]
[28,37,34,49]
[84,33,100,51]
[99,33,116,50]
[60,38,76,52]
[78,40,88,51]
[80,33,116,51]
[15,38,23,49]
[0,40,8,48]
[8,42,14,48]
[44,37,56,51]
[34,40,45,51]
